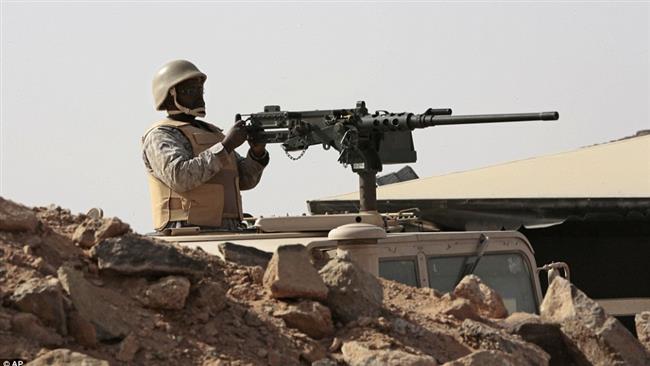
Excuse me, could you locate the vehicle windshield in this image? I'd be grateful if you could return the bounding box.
[379,253,537,314]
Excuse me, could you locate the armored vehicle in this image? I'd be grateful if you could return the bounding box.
[155,212,569,315]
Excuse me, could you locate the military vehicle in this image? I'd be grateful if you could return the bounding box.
[151,101,565,315]
[157,213,572,315]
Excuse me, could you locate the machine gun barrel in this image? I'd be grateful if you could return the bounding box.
[415,111,559,127]
[358,110,558,131]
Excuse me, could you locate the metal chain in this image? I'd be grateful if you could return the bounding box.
[284,145,308,160]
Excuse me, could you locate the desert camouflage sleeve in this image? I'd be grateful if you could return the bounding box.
[236,149,269,190]
[142,126,231,193]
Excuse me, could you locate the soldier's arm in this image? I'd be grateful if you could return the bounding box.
[236,149,269,190]
[142,127,229,192]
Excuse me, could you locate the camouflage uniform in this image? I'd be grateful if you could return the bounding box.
[142,120,269,230]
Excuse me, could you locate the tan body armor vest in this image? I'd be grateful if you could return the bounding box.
[144,120,242,231]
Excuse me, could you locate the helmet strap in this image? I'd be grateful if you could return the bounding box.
[168,87,206,118]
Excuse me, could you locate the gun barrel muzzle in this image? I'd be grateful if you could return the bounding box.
[417,111,560,127]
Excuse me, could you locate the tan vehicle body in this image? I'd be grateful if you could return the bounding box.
[155,213,543,314]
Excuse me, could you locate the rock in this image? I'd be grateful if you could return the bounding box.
[0,307,12,331]
[501,312,585,366]
[91,234,206,276]
[95,217,130,241]
[421,294,480,321]
[26,348,109,366]
[73,222,97,249]
[194,280,227,313]
[273,300,334,339]
[116,333,140,362]
[312,359,338,366]
[453,275,508,319]
[319,257,383,323]
[540,277,650,365]
[341,340,438,366]
[11,312,63,346]
[458,319,550,366]
[10,276,67,335]
[202,319,220,337]
[219,241,272,268]
[300,341,328,363]
[244,310,263,327]
[636,311,650,352]
[142,276,191,310]
[329,337,343,352]
[67,310,97,348]
[32,257,57,276]
[249,266,264,285]
[267,349,300,366]
[263,244,328,300]
[0,197,38,232]
[58,264,133,341]
[256,348,268,358]
[442,350,518,365]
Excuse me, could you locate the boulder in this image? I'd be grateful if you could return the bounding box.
[0,197,38,232]
[95,217,130,241]
[453,275,508,319]
[442,350,518,366]
[10,276,67,335]
[501,312,586,366]
[540,277,650,365]
[67,310,97,348]
[142,276,191,310]
[219,241,272,268]
[458,319,550,366]
[319,255,383,323]
[116,333,140,362]
[636,311,650,352]
[194,280,228,314]
[91,234,205,276]
[72,222,97,249]
[26,348,109,366]
[263,244,328,300]
[273,300,334,339]
[57,264,133,341]
[341,340,438,366]
[11,312,63,346]
[420,294,481,321]
[300,340,328,363]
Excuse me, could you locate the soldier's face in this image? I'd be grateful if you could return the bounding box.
[174,77,205,109]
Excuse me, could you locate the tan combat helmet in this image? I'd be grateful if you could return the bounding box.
[152,60,207,110]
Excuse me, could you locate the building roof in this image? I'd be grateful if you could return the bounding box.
[323,132,650,201]
[310,132,650,230]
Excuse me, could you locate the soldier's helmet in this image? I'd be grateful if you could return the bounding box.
[152,60,207,110]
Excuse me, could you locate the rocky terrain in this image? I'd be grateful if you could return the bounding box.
[0,196,649,365]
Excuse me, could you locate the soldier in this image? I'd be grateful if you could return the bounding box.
[142,60,269,232]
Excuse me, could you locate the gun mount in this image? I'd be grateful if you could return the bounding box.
[240,101,559,211]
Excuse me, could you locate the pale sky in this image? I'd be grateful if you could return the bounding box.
[1,2,648,233]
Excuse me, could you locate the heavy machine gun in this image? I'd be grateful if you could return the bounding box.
[239,101,558,211]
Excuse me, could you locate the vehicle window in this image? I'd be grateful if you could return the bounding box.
[427,253,537,314]
[426,256,465,293]
[378,258,419,287]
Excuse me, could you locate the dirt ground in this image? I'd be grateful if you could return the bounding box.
[1,199,648,365]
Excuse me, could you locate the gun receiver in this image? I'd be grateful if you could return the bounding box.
[240,101,558,211]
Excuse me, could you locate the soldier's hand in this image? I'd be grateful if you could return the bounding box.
[222,120,248,153]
